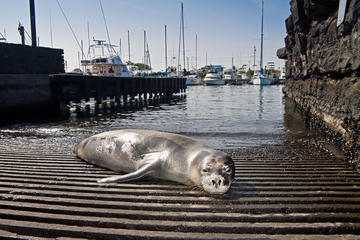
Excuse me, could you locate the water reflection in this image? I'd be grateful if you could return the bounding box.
[0,85,338,154]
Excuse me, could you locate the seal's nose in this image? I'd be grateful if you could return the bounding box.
[211,177,223,188]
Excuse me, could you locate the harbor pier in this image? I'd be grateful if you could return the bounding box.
[50,74,186,116]
[0,42,186,121]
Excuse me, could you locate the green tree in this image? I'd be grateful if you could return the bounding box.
[134,63,151,70]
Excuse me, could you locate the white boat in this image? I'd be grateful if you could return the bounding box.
[252,72,272,85]
[223,69,234,84]
[81,39,132,77]
[185,75,203,85]
[279,67,286,84]
[203,72,225,85]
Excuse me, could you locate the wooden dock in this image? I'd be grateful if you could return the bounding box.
[0,141,359,239]
[0,74,186,121]
[50,74,186,104]
[51,74,186,114]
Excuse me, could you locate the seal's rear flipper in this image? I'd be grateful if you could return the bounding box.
[98,164,155,183]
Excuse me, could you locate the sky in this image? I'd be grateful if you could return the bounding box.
[1,0,291,72]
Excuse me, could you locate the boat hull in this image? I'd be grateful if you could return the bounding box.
[252,77,272,85]
[204,80,225,85]
[185,76,203,86]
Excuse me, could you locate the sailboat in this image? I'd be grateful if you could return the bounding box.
[252,0,272,85]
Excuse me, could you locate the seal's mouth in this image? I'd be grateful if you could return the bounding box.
[201,175,232,194]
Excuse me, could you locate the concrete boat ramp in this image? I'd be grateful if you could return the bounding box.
[0,142,359,239]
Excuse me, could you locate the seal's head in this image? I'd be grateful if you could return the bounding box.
[199,152,235,194]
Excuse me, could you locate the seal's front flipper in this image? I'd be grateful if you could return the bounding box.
[98,163,155,183]
[97,151,164,183]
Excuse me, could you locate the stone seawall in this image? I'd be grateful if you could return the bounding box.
[278,0,359,165]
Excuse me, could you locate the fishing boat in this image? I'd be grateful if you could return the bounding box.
[252,0,272,85]
[81,39,132,77]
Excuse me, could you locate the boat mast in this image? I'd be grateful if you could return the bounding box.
[177,8,181,73]
[195,34,197,70]
[147,42,151,70]
[165,25,168,71]
[260,0,264,73]
[181,2,186,73]
[127,30,131,63]
[50,9,53,48]
[144,30,146,67]
[29,0,37,47]
[253,46,256,70]
[232,55,234,70]
[119,38,122,58]
[86,0,90,58]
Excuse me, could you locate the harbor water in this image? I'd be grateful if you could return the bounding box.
[0,85,341,156]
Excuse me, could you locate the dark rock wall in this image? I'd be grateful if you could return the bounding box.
[278,0,360,165]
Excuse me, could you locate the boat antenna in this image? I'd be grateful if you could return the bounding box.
[86,0,91,58]
[56,0,85,58]
[49,9,53,48]
[260,0,264,73]
[99,0,115,55]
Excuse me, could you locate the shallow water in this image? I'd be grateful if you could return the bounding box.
[0,85,337,154]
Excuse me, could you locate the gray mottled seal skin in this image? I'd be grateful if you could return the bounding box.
[74,129,235,194]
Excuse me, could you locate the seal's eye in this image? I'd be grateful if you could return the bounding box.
[225,167,232,174]
[202,169,208,173]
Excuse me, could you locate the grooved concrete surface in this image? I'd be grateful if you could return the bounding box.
[0,143,359,239]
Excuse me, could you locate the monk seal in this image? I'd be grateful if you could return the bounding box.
[74,129,235,194]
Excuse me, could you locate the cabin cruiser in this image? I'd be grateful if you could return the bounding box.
[81,39,132,77]
[203,72,225,85]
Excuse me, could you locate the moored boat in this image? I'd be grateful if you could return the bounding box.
[203,72,224,85]
[185,74,203,85]
[251,72,272,85]
[81,39,132,77]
